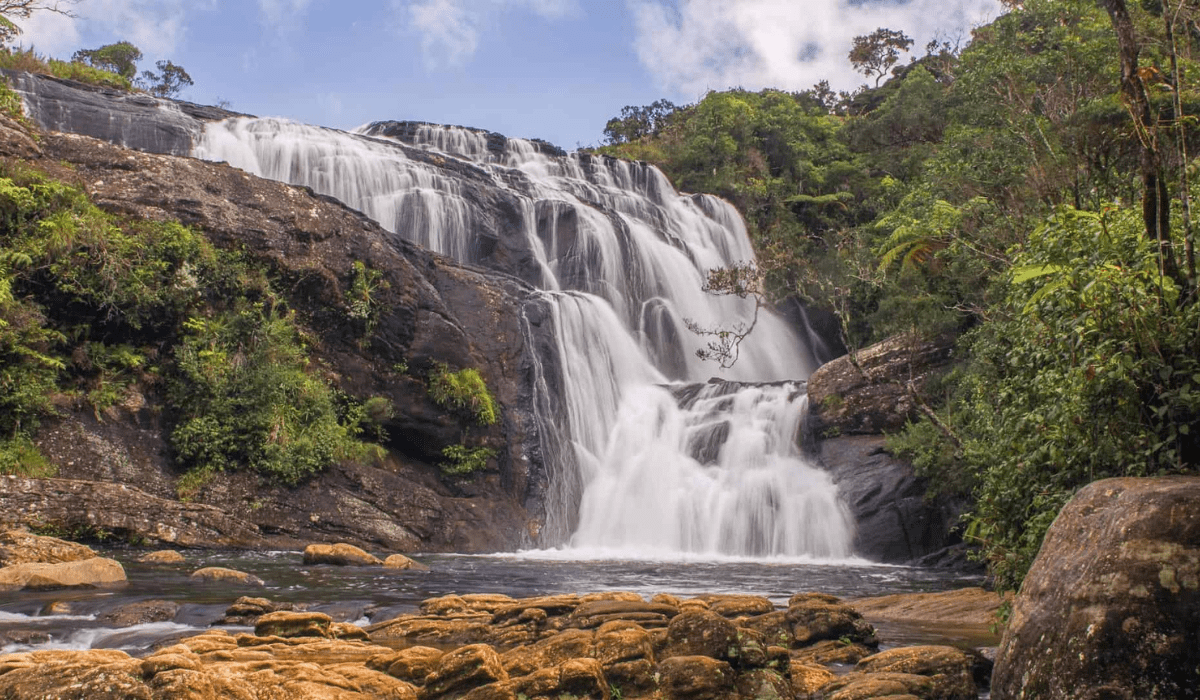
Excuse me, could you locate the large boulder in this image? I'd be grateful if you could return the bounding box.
[0,557,126,590]
[992,477,1200,699]
[0,529,97,566]
[806,333,953,437]
[303,543,383,566]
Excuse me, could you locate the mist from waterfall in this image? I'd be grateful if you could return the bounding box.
[194,118,854,560]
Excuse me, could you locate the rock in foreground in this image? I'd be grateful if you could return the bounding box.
[992,477,1200,699]
[0,588,988,699]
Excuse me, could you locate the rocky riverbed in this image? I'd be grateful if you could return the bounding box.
[0,530,1004,699]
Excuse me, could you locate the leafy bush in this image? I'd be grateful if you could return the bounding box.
[0,435,54,476]
[440,444,496,476]
[427,364,498,426]
[170,304,378,486]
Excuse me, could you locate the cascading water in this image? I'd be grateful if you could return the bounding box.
[194,118,854,559]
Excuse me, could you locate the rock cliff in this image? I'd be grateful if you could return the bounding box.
[0,71,561,552]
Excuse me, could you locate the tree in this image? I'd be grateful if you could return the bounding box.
[137,60,192,98]
[72,41,142,80]
[0,0,76,43]
[849,28,914,87]
[602,99,677,144]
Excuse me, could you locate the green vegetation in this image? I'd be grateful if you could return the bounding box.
[0,47,133,90]
[439,444,496,476]
[427,364,499,426]
[0,161,384,490]
[71,41,141,80]
[344,260,388,345]
[595,0,1200,590]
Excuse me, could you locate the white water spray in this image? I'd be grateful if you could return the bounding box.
[194,118,853,559]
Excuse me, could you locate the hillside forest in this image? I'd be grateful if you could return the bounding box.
[595,0,1200,592]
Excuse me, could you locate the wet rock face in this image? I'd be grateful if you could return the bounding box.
[817,436,967,565]
[992,477,1200,700]
[2,69,239,157]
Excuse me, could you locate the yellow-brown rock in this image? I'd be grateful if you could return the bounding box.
[138,550,186,564]
[420,644,508,699]
[819,671,934,700]
[501,628,594,676]
[189,566,265,586]
[856,645,976,699]
[0,530,97,566]
[368,646,445,685]
[656,655,735,700]
[254,611,334,639]
[383,553,430,571]
[850,587,1005,627]
[303,543,383,567]
[790,660,837,697]
[0,557,125,590]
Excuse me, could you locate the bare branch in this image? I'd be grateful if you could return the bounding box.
[684,262,764,369]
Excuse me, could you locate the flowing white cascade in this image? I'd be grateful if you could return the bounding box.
[193,118,854,559]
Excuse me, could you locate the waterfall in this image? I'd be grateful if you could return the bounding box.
[194,118,853,559]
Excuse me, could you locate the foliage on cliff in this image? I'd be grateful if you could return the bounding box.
[0,162,382,486]
[596,0,1200,589]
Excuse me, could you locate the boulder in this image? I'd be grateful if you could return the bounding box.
[785,594,877,647]
[664,610,740,662]
[818,671,934,699]
[420,644,508,699]
[0,529,97,566]
[856,646,976,700]
[656,655,735,699]
[98,599,180,627]
[254,611,334,639]
[189,566,265,586]
[218,596,301,625]
[806,333,953,437]
[303,542,383,566]
[0,557,126,590]
[992,477,1200,700]
[368,646,445,685]
[384,553,430,571]
[790,659,837,697]
[138,550,185,564]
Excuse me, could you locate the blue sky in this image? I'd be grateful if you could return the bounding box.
[20,0,1002,150]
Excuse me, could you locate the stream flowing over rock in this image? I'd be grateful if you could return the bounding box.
[991,477,1200,699]
[4,70,868,559]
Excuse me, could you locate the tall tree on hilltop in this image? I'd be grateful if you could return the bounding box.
[72,41,141,80]
[849,28,914,87]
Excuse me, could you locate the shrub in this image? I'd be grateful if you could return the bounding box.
[0,435,54,476]
[427,364,498,426]
[440,444,496,476]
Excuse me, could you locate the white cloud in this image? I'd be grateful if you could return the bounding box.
[258,0,315,33]
[627,0,1003,99]
[396,0,578,67]
[17,0,216,58]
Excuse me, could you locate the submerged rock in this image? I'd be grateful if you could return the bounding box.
[189,566,265,586]
[383,553,430,570]
[992,476,1200,699]
[99,600,180,628]
[303,543,383,567]
[138,550,185,564]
